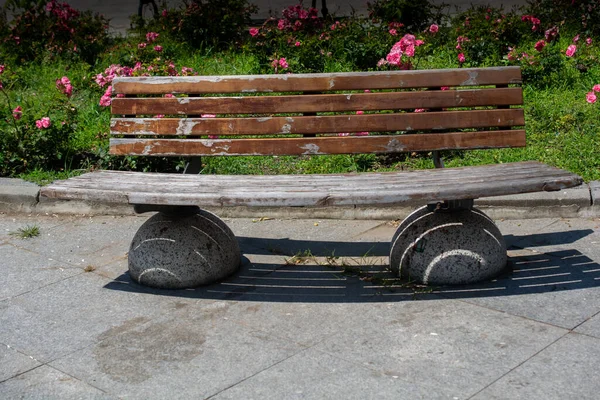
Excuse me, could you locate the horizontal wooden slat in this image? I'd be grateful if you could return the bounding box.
[40,161,583,207]
[110,88,523,115]
[110,109,525,136]
[109,130,526,156]
[112,67,522,95]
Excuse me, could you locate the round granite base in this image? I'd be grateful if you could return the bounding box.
[390,207,507,285]
[128,209,241,289]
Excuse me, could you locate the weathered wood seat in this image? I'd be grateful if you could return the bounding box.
[41,66,583,288]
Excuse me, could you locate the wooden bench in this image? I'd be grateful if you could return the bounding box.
[41,66,583,288]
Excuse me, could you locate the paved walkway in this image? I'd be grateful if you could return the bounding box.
[1,212,599,398]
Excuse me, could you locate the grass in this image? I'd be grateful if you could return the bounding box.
[283,248,434,296]
[9,224,40,239]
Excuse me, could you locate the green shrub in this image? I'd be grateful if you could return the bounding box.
[367,0,446,32]
[131,0,258,50]
[1,0,112,64]
[0,66,78,175]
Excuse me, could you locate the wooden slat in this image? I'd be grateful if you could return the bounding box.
[109,130,526,156]
[112,67,522,95]
[110,109,525,136]
[110,88,523,115]
[40,162,583,207]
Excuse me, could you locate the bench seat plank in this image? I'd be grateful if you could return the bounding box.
[41,161,582,207]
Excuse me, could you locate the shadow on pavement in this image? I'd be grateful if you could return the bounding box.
[104,229,600,303]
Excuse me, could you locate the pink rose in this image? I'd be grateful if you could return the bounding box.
[573,34,580,42]
[35,117,51,129]
[164,93,175,98]
[278,58,289,69]
[161,9,167,17]
[146,32,159,42]
[593,84,600,93]
[277,19,285,30]
[249,27,259,37]
[389,29,397,36]
[458,53,466,63]
[586,37,593,46]
[586,92,597,104]
[138,42,147,49]
[414,108,426,113]
[534,40,546,52]
[154,45,163,52]
[0,65,4,74]
[565,44,576,57]
[295,41,301,47]
[429,24,438,33]
[12,106,22,120]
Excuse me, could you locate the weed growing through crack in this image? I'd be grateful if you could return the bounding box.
[9,224,40,239]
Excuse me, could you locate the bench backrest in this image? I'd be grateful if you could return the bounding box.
[110,66,524,157]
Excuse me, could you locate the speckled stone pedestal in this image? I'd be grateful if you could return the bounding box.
[390,206,507,285]
[128,208,241,289]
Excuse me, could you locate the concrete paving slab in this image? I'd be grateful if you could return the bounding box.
[502,217,600,258]
[0,213,68,243]
[0,344,41,382]
[313,299,567,398]
[574,312,600,339]
[213,348,424,400]
[0,243,82,301]
[0,365,115,399]
[50,302,304,399]
[0,272,189,362]
[7,215,145,268]
[472,333,600,400]
[434,247,600,329]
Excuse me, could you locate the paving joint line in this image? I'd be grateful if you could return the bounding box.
[1,270,87,302]
[204,342,315,399]
[465,331,569,399]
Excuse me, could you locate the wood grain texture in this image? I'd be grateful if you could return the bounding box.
[110,88,523,115]
[112,67,522,94]
[40,161,583,207]
[109,130,526,156]
[110,109,525,136]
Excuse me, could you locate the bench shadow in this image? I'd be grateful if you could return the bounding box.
[104,229,600,303]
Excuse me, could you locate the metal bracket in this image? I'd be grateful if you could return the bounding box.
[432,151,444,169]
[427,199,474,213]
[133,204,200,216]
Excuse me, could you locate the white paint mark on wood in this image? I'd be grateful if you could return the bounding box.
[282,124,292,133]
[300,143,321,154]
[329,79,335,89]
[385,139,407,152]
[176,119,198,136]
[142,144,153,155]
[177,97,190,104]
[462,71,479,86]
[257,117,272,122]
